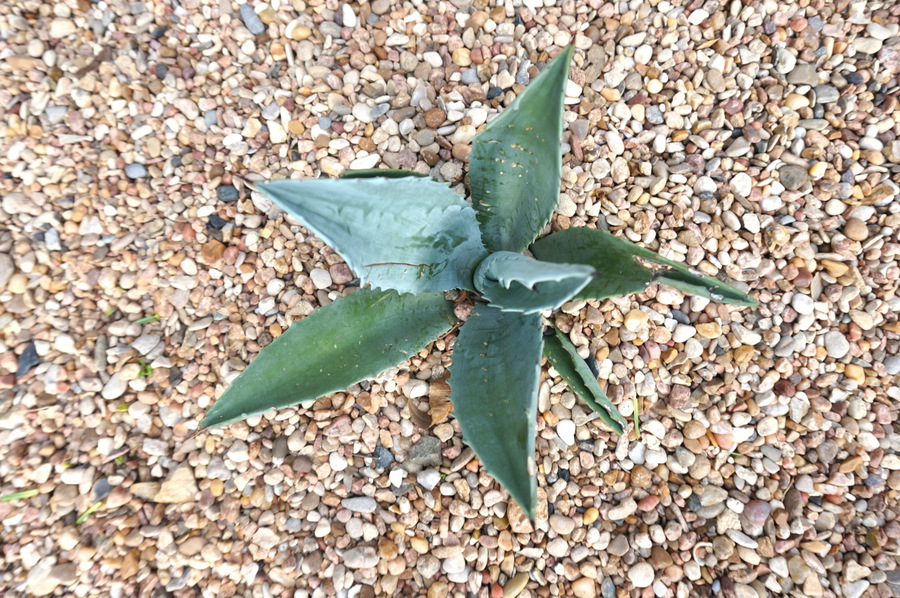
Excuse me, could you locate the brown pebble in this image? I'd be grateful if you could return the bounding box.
[200,240,226,264]
[631,465,652,487]
[424,108,446,128]
[843,218,868,241]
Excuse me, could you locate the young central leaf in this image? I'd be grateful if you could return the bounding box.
[258,176,488,294]
[468,46,575,253]
[448,305,543,519]
[473,251,595,314]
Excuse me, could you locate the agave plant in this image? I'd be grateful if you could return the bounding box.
[201,46,755,518]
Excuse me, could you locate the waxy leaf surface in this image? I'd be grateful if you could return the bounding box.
[202,289,457,428]
[258,176,488,293]
[531,227,757,306]
[473,251,595,314]
[449,305,542,518]
[542,327,626,435]
[469,46,574,253]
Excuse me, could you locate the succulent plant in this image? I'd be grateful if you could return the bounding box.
[201,46,756,518]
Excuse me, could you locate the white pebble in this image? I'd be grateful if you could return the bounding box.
[557,420,576,446]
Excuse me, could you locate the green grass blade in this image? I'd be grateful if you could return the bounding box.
[0,489,40,501]
[542,328,626,435]
[449,305,542,519]
[531,227,757,307]
[76,500,104,525]
[469,46,574,253]
[258,176,488,293]
[202,289,457,428]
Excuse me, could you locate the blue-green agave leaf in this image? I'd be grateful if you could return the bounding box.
[449,305,542,518]
[473,251,595,314]
[340,169,430,179]
[257,176,488,293]
[542,327,626,435]
[469,46,575,253]
[201,289,457,428]
[531,227,757,307]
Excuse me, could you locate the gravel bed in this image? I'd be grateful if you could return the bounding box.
[1,0,899,597]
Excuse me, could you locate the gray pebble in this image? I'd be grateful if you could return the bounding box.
[239,4,265,35]
[814,85,839,104]
[884,356,900,376]
[408,436,441,466]
[779,164,809,190]
[824,330,850,359]
[774,48,797,74]
[125,163,148,179]
[787,63,818,85]
[101,372,127,399]
[461,68,479,84]
[341,496,377,513]
[416,469,441,490]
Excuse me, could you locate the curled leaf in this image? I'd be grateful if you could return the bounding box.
[474,251,596,314]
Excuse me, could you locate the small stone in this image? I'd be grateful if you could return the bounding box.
[705,69,726,92]
[49,18,77,38]
[841,581,870,598]
[341,496,377,513]
[696,322,722,338]
[217,185,239,202]
[774,48,797,74]
[824,331,850,359]
[154,465,198,503]
[239,4,266,35]
[557,420,576,446]
[571,578,596,598]
[8,273,27,294]
[792,294,814,315]
[843,218,868,241]
[605,131,625,155]
[730,172,752,197]
[343,547,378,569]
[624,309,649,332]
[779,165,809,190]
[744,500,771,526]
[844,561,871,583]
[503,572,529,598]
[549,514,576,535]
[132,334,160,356]
[756,416,778,437]
[174,98,200,120]
[628,562,654,588]
[852,38,882,54]
[201,240,225,264]
[416,469,441,490]
[309,268,333,289]
[631,465,652,487]
[101,372,127,399]
[425,108,446,128]
[408,436,442,467]
[124,163,147,179]
[608,497,638,520]
[788,63,818,85]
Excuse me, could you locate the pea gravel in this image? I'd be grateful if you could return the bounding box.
[1,0,899,597]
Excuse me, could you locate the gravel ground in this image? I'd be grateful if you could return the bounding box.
[1,0,899,597]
